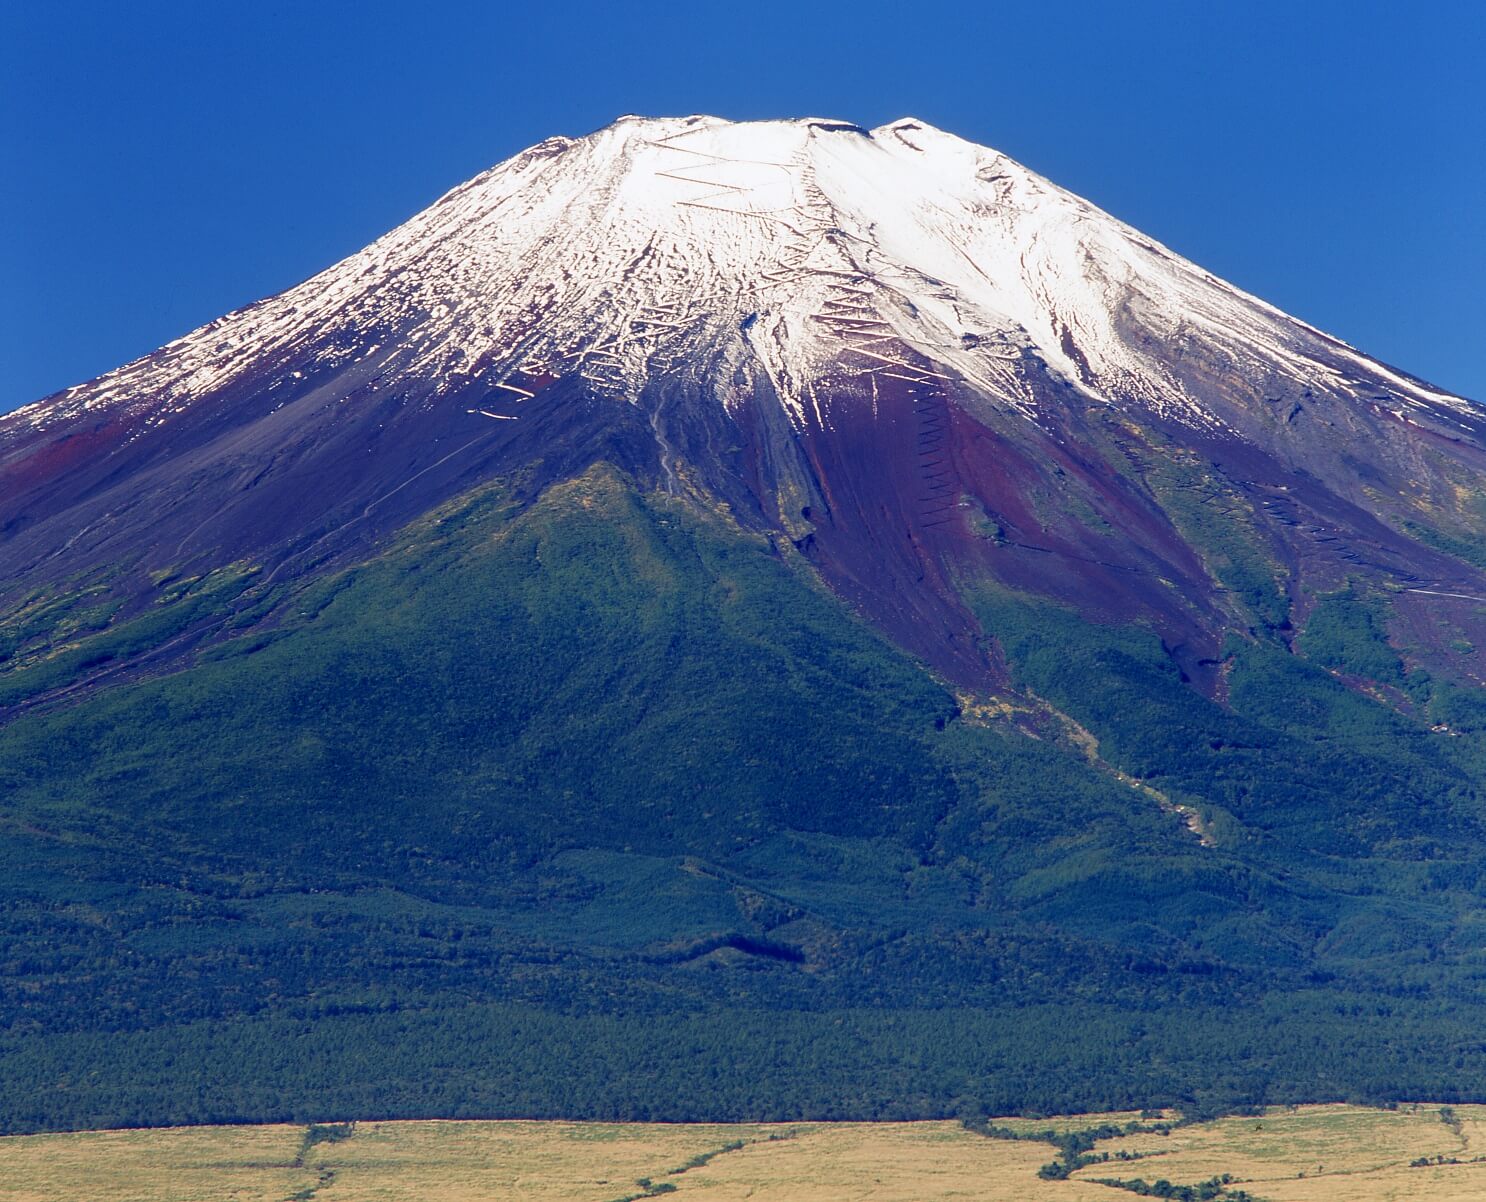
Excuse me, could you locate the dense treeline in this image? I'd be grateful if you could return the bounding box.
[4,996,1486,1134]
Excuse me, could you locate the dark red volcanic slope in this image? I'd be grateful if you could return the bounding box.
[5,114,1486,696]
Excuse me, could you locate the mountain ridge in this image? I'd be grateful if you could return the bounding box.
[5,116,1483,698]
[11,114,1473,432]
[4,115,1486,1130]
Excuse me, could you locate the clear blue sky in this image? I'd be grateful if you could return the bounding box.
[3,0,1482,411]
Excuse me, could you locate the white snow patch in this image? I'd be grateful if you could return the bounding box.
[9,115,1475,441]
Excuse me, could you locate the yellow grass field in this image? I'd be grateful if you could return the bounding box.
[0,1104,1481,1201]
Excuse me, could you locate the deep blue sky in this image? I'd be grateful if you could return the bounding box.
[3,0,1482,411]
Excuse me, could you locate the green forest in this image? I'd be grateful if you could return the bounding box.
[3,465,1486,1132]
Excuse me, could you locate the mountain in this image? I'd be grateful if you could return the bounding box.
[4,116,1486,1131]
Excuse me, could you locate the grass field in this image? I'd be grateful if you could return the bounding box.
[1072,1103,1486,1201]
[0,1106,1481,1201]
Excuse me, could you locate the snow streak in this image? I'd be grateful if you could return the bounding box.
[13,115,1474,438]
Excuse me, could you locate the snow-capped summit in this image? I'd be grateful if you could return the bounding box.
[17,115,1471,439]
[3,116,1484,692]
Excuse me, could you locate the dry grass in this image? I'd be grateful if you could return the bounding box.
[303,1119,778,1202]
[985,1109,1169,1136]
[1,1106,1482,1201]
[0,1120,776,1202]
[639,1121,1114,1202]
[0,1123,309,1202]
[1073,1102,1486,1200]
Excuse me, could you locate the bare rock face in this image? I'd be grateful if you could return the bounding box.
[4,115,1485,692]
